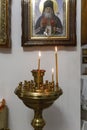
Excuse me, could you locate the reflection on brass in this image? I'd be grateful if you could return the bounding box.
[15,69,63,130]
[0,0,11,47]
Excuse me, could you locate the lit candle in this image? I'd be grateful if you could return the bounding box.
[52,68,54,82]
[38,51,41,70]
[55,46,58,85]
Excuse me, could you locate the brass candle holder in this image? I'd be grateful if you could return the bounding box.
[15,69,63,130]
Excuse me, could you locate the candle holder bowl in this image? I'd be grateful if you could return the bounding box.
[14,69,63,130]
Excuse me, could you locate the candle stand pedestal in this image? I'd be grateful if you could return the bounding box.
[15,69,63,130]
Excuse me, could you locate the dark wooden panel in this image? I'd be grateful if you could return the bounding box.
[81,0,87,45]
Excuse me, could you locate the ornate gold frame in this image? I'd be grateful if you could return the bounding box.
[0,0,11,48]
[22,0,76,47]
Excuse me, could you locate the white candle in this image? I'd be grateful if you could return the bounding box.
[38,51,41,70]
[55,46,58,84]
[52,68,54,82]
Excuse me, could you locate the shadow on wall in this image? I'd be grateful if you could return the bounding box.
[43,105,68,130]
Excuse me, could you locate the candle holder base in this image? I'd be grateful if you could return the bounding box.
[15,89,62,130]
[14,69,63,130]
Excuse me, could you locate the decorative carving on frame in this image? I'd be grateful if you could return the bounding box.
[0,0,11,48]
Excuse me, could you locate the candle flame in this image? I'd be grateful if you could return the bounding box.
[52,68,54,73]
[55,46,57,52]
[39,51,41,57]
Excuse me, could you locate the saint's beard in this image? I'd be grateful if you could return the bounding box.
[43,12,53,19]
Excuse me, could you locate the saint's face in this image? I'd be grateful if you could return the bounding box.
[43,7,53,18]
[44,7,53,14]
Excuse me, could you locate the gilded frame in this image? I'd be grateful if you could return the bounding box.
[0,0,11,48]
[22,0,76,47]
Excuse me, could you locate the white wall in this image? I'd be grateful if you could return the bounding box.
[0,0,81,130]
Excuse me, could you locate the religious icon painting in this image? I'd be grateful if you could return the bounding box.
[0,0,11,48]
[22,0,76,47]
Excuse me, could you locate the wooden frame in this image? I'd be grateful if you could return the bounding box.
[0,0,11,48]
[81,0,87,46]
[82,57,87,64]
[82,49,87,56]
[22,0,76,47]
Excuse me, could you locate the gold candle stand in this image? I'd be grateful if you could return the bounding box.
[15,69,63,130]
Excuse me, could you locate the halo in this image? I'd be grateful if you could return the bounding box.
[39,0,58,14]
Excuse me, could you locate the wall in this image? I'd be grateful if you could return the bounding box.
[0,0,81,130]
